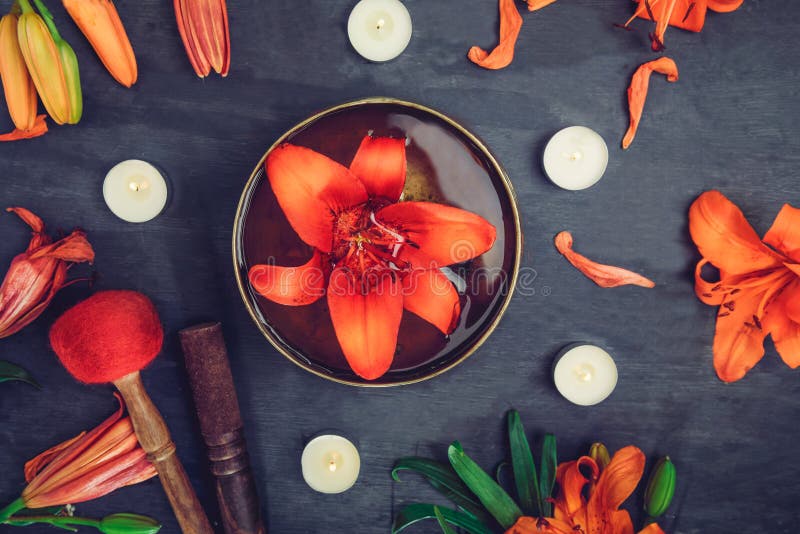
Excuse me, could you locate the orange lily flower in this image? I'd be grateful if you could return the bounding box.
[248,136,496,380]
[689,191,800,382]
[625,0,743,51]
[0,394,156,522]
[551,446,665,534]
[0,207,94,338]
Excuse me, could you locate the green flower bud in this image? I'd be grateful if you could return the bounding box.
[589,442,611,472]
[98,513,162,534]
[644,456,676,518]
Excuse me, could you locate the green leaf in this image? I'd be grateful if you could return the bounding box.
[392,457,486,519]
[0,360,40,389]
[433,506,457,534]
[448,441,522,529]
[508,410,541,516]
[392,504,492,534]
[539,434,557,517]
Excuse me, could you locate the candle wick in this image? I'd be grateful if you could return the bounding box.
[563,151,583,162]
[128,179,150,193]
[376,18,385,30]
[328,460,337,472]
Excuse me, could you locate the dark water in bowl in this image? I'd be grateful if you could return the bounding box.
[235,102,519,385]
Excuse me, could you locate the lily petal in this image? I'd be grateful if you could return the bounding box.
[763,204,800,263]
[505,516,574,534]
[555,231,655,288]
[376,201,496,269]
[327,267,403,380]
[609,509,636,534]
[638,523,666,534]
[689,191,783,276]
[249,250,328,306]
[587,446,645,516]
[554,456,597,521]
[763,279,800,369]
[707,0,744,13]
[349,135,406,202]
[467,0,523,70]
[622,57,678,149]
[266,144,368,253]
[402,269,460,334]
[712,286,772,382]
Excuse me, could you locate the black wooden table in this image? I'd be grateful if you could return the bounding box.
[1,1,798,533]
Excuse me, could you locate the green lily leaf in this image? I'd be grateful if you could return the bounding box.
[539,434,557,517]
[0,360,40,389]
[448,441,522,529]
[508,410,541,516]
[392,504,492,534]
[434,506,457,534]
[392,457,487,519]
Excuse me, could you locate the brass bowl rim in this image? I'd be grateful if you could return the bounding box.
[232,96,523,387]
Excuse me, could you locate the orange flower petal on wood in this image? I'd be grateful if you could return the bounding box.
[327,267,403,380]
[349,135,407,202]
[707,0,744,13]
[554,231,655,288]
[553,456,597,522]
[249,250,328,306]
[468,0,522,70]
[689,191,783,275]
[62,0,138,88]
[622,57,678,149]
[402,268,460,334]
[762,279,800,369]
[0,114,47,141]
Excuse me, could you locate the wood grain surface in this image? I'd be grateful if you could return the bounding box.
[1,1,798,533]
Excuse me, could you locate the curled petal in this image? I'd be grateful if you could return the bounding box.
[554,456,597,521]
[24,432,87,483]
[554,231,655,288]
[763,204,800,263]
[349,135,406,202]
[689,191,783,276]
[266,144,367,252]
[249,250,328,306]
[376,201,496,269]
[638,523,667,534]
[0,114,48,141]
[707,0,744,13]
[402,269,460,334]
[467,0,522,70]
[327,267,403,380]
[622,57,678,149]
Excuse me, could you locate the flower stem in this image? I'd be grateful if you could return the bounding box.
[0,498,26,523]
[5,514,101,529]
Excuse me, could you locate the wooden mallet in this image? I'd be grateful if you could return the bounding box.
[50,290,213,534]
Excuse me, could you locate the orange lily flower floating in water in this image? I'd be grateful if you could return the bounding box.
[0,394,157,522]
[624,0,744,51]
[689,191,800,382]
[506,446,664,534]
[249,136,496,380]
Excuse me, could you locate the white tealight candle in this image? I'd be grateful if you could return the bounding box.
[542,126,609,191]
[301,434,360,494]
[103,160,168,223]
[348,0,412,62]
[553,344,618,406]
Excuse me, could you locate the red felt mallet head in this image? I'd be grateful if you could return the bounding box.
[49,290,163,384]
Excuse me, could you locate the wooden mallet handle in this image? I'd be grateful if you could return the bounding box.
[115,372,214,534]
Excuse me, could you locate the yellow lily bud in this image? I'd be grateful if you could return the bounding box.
[32,0,81,123]
[16,0,70,125]
[0,12,38,131]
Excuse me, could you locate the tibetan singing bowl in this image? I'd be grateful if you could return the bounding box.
[233,97,522,387]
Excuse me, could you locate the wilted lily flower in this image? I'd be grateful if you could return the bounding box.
[0,394,157,522]
[0,207,94,338]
